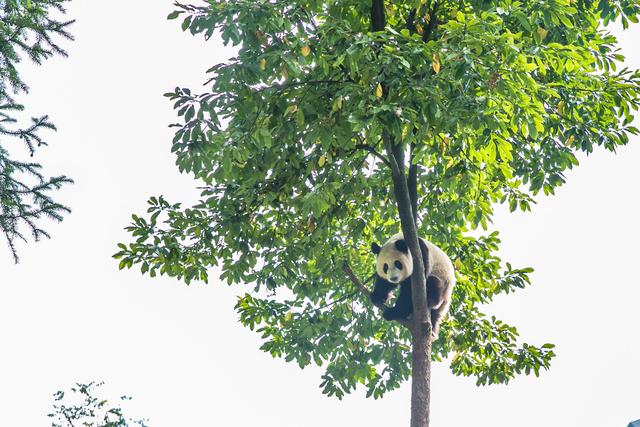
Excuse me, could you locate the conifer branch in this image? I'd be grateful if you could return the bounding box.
[0,0,74,262]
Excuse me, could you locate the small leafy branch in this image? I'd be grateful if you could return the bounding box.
[48,381,149,427]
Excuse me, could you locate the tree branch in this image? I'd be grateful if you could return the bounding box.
[423,1,439,42]
[406,8,417,32]
[252,79,354,93]
[371,0,386,31]
[408,141,419,223]
[354,144,391,168]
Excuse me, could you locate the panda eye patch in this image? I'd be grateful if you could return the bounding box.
[394,261,403,270]
[383,263,388,274]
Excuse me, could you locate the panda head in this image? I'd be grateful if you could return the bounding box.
[371,235,413,284]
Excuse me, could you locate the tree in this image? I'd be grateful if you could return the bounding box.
[48,381,148,427]
[115,0,640,425]
[0,0,74,262]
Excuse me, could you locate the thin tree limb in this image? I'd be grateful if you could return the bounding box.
[423,1,439,42]
[354,144,391,168]
[408,141,419,223]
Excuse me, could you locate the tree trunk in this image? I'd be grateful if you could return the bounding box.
[407,139,429,427]
[384,132,432,427]
[371,2,432,425]
[411,323,432,427]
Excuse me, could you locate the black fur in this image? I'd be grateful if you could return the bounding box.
[370,275,397,305]
[426,276,445,308]
[374,276,445,328]
[394,239,408,253]
[381,278,413,320]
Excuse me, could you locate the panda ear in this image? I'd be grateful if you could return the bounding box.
[371,242,381,254]
[394,239,408,253]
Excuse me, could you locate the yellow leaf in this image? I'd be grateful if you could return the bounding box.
[424,13,430,22]
[259,58,266,71]
[332,96,343,111]
[432,53,441,73]
[318,155,326,167]
[301,45,311,57]
[537,27,549,40]
[557,101,565,115]
[565,135,575,146]
[415,23,424,34]
[450,9,458,19]
[375,83,383,98]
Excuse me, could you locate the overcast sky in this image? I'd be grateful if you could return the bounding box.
[1,1,639,426]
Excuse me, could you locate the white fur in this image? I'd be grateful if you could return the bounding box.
[374,233,456,335]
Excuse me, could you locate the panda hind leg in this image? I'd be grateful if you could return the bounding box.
[430,308,444,338]
[426,276,445,309]
[427,276,448,338]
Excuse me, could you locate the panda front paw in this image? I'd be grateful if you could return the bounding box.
[370,291,389,305]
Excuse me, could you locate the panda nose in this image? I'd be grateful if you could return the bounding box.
[390,275,399,282]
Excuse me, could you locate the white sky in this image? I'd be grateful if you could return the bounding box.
[1,1,639,426]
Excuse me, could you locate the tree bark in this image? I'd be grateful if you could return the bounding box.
[410,325,432,427]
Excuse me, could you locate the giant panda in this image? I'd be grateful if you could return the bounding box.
[370,233,455,337]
